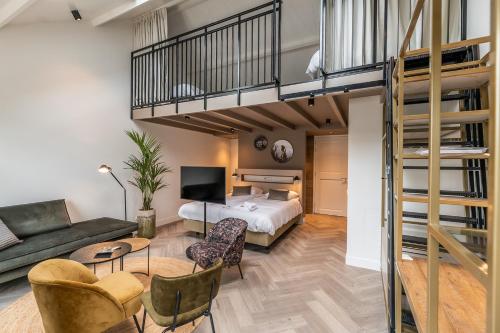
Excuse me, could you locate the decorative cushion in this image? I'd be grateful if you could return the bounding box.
[232,186,252,196]
[268,189,290,201]
[0,218,22,251]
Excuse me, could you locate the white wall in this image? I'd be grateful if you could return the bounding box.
[346,96,383,271]
[167,0,319,84]
[137,123,233,225]
[467,0,490,56]
[0,21,233,226]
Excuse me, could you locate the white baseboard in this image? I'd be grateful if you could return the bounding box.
[156,215,182,227]
[345,254,381,272]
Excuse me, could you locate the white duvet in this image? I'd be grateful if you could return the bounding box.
[178,194,303,236]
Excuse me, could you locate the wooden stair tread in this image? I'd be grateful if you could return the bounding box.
[401,194,488,207]
[398,153,490,160]
[398,110,489,127]
[394,66,491,97]
[397,258,486,333]
[403,60,482,77]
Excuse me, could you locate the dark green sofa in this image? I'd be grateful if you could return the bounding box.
[0,199,138,283]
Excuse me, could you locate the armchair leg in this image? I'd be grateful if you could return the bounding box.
[192,263,197,273]
[208,312,216,333]
[133,314,142,333]
[141,308,147,332]
[237,263,244,279]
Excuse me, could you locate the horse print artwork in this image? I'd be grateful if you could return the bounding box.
[271,140,294,163]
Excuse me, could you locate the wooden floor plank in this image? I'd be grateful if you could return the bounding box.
[397,258,486,333]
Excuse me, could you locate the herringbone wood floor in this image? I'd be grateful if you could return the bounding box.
[0,214,387,333]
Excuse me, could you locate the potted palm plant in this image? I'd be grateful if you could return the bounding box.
[125,130,171,238]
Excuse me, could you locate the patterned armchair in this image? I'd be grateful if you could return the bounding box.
[186,218,248,279]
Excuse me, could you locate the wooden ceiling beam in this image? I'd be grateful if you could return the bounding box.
[326,95,348,128]
[216,110,274,131]
[141,118,217,135]
[168,116,235,134]
[189,113,253,132]
[284,101,321,129]
[244,106,296,130]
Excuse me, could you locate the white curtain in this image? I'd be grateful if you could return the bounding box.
[325,0,462,72]
[324,0,385,71]
[133,7,168,50]
[387,0,462,58]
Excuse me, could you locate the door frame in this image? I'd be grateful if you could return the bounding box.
[313,134,348,215]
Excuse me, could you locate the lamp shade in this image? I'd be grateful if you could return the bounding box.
[98,164,111,174]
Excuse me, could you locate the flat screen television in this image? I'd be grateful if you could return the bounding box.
[180,166,226,205]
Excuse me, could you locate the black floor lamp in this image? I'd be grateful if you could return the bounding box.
[98,164,127,221]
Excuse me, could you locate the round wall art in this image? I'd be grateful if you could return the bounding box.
[254,135,268,150]
[271,140,294,163]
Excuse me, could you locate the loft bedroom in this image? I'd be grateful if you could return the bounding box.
[131,0,457,137]
[130,0,470,137]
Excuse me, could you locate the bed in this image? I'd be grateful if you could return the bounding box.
[179,169,304,248]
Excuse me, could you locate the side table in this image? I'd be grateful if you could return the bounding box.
[121,237,151,276]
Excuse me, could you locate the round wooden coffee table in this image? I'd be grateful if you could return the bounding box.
[70,241,131,274]
[121,237,151,276]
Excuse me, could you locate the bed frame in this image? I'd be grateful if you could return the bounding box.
[183,214,302,248]
[183,168,304,249]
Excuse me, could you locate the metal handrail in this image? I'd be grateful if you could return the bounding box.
[131,1,281,111]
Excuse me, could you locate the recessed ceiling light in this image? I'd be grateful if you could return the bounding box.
[71,9,82,21]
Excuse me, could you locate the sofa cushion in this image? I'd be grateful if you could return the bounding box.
[70,218,137,238]
[0,200,72,238]
[0,218,137,274]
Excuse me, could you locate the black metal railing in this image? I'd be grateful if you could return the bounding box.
[131,1,281,111]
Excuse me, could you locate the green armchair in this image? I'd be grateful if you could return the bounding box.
[141,258,223,332]
[28,259,144,333]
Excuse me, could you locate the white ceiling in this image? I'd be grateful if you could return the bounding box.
[0,0,181,26]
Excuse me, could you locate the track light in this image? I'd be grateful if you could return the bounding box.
[323,118,334,130]
[71,10,82,21]
[308,94,315,107]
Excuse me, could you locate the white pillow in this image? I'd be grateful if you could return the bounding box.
[251,186,264,195]
[305,49,320,79]
[263,190,299,200]
[288,190,299,200]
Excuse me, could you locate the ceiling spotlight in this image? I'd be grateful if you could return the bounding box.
[324,118,334,130]
[71,9,82,21]
[230,128,235,133]
[184,115,191,120]
[308,94,315,107]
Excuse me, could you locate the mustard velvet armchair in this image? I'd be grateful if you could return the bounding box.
[141,258,223,333]
[28,259,144,333]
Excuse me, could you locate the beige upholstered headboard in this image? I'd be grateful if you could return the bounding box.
[233,169,303,203]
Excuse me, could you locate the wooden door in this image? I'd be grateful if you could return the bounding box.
[313,135,348,216]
